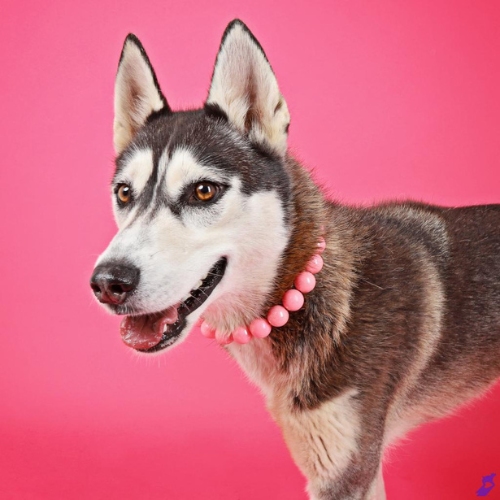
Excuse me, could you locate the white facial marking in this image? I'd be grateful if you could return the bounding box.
[165,148,227,200]
[97,158,289,345]
[116,148,154,197]
[200,186,289,334]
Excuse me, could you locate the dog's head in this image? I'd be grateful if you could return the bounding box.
[90,20,294,354]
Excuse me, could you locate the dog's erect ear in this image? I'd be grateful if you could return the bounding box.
[114,34,170,154]
[206,20,290,157]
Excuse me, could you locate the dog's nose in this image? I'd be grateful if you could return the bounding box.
[90,262,140,305]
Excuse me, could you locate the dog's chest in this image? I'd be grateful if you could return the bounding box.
[227,340,284,399]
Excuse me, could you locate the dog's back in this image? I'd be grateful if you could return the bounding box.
[405,204,500,415]
[334,203,500,441]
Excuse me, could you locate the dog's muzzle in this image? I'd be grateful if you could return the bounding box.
[90,257,227,353]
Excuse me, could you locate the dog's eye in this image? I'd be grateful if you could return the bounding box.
[194,182,217,202]
[116,184,132,205]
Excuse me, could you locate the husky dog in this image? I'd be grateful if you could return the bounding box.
[90,20,500,500]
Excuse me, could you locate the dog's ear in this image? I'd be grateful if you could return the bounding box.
[206,20,290,157]
[113,34,170,154]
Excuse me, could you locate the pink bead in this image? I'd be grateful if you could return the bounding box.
[306,254,324,274]
[294,271,316,293]
[249,318,272,338]
[267,305,289,327]
[316,237,326,253]
[233,326,251,344]
[282,289,304,311]
[200,321,216,339]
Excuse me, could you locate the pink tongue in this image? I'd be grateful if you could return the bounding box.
[120,306,179,350]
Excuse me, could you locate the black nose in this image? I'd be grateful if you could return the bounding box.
[90,262,140,305]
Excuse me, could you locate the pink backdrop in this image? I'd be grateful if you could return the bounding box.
[1,1,499,498]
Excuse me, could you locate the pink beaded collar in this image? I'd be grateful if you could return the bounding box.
[199,235,326,345]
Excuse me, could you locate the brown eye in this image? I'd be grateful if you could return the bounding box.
[194,182,217,202]
[117,184,132,204]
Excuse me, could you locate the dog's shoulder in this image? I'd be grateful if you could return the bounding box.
[337,201,500,266]
[332,201,451,272]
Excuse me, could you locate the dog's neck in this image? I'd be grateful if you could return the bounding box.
[204,155,355,369]
[266,158,357,383]
[200,228,325,344]
[227,157,357,404]
[267,157,330,306]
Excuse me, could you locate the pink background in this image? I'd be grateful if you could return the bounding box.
[1,1,499,498]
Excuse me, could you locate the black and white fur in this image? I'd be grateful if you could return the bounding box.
[91,20,500,499]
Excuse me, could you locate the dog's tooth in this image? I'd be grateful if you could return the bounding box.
[163,323,168,333]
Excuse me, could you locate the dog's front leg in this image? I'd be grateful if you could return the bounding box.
[271,391,386,500]
[364,467,386,500]
[309,465,386,500]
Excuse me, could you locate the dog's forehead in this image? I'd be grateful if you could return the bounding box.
[117,110,244,178]
[112,110,292,226]
[115,109,289,197]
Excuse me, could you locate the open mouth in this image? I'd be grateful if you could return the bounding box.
[120,257,227,353]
